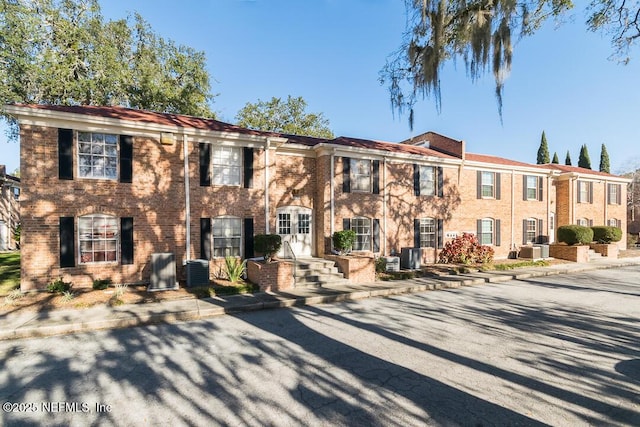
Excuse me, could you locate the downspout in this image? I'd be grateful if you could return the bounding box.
[547,173,552,242]
[382,156,387,255]
[603,180,608,224]
[510,169,515,250]
[330,151,335,247]
[570,176,576,224]
[265,140,270,234]
[183,133,191,261]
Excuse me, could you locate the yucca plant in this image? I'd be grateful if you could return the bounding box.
[224,256,246,284]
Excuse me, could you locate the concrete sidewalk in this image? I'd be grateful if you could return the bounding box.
[2,256,639,341]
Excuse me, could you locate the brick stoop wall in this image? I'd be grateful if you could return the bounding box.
[589,243,619,258]
[549,244,590,263]
[247,260,293,292]
[324,255,376,283]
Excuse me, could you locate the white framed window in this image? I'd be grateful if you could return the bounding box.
[607,184,620,205]
[526,176,538,200]
[578,181,592,203]
[278,213,291,235]
[419,218,436,248]
[481,172,495,198]
[350,159,371,192]
[212,146,242,186]
[78,132,118,179]
[352,217,371,251]
[608,218,620,227]
[525,218,537,244]
[479,218,494,245]
[419,166,435,196]
[212,217,241,257]
[79,214,118,263]
[577,218,589,226]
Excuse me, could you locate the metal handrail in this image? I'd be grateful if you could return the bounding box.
[282,240,297,286]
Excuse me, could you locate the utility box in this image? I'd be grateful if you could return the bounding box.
[519,246,541,260]
[383,256,400,272]
[534,244,549,258]
[186,259,210,287]
[400,247,422,270]
[149,253,178,291]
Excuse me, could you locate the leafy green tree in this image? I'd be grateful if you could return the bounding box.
[552,152,559,164]
[236,96,335,138]
[599,143,611,173]
[0,0,215,120]
[578,144,592,169]
[565,151,572,166]
[382,1,639,125]
[537,131,550,164]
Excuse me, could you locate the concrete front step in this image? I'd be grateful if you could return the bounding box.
[588,249,602,261]
[285,257,347,288]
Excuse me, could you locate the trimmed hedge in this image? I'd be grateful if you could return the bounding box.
[254,234,282,262]
[557,225,593,245]
[332,230,356,254]
[591,226,622,244]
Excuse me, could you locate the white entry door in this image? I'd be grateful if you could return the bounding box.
[277,206,313,258]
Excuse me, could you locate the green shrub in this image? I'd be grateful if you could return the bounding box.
[557,225,593,245]
[591,226,622,244]
[375,257,387,273]
[224,256,246,284]
[92,278,112,290]
[332,230,356,254]
[47,278,72,293]
[254,234,282,262]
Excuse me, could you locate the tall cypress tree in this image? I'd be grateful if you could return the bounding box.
[565,151,572,166]
[599,143,610,173]
[536,131,550,164]
[578,144,592,169]
[552,152,559,164]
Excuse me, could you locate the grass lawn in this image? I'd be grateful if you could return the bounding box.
[0,252,20,295]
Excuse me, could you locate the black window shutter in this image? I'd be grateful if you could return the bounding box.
[343,218,351,230]
[121,217,134,265]
[373,219,381,253]
[495,219,501,246]
[244,218,254,258]
[523,219,528,245]
[342,157,351,193]
[589,182,594,204]
[588,219,593,227]
[476,171,482,199]
[58,128,74,180]
[537,219,544,244]
[199,143,211,187]
[437,219,443,249]
[538,177,544,201]
[577,182,583,203]
[200,218,212,260]
[60,217,75,267]
[617,184,622,204]
[437,166,444,197]
[476,219,482,239]
[413,164,420,196]
[243,148,254,189]
[523,176,528,201]
[495,173,501,200]
[372,160,380,194]
[119,135,133,184]
[413,219,421,247]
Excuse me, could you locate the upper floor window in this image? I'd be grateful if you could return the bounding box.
[608,183,621,205]
[213,146,242,186]
[525,175,541,200]
[577,180,593,203]
[351,159,371,192]
[419,166,435,196]
[12,186,19,201]
[78,132,118,179]
[212,216,242,257]
[79,214,118,263]
[481,172,495,198]
[352,217,371,251]
[419,218,436,248]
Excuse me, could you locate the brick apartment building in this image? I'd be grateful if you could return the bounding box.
[0,165,20,251]
[4,104,629,290]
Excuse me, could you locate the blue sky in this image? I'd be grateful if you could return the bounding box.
[2,0,639,175]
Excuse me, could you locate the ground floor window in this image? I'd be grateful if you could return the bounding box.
[608,218,621,227]
[577,218,589,227]
[213,217,241,257]
[525,218,537,244]
[352,217,371,251]
[79,214,118,263]
[479,218,494,245]
[419,218,436,248]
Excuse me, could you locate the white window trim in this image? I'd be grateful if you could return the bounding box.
[350,159,372,193]
[481,172,495,199]
[525,218,537,245]
[212,215,243,258]
[480,218,494,246]
[212,146,243,187]
[526,176,538,200]
[419,165,436,196]
[419,217,436,248]
[78,214,119,264]
[77,131,119,181]
[352,216,372,251]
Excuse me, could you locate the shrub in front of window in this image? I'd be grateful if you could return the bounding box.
[375,257,387,273]
[254,234,282,263]
[438,232,494,264]
[591,226,622,244]
[92,278,112,290]
[332,230,356,255]
[224,256,246,283]
[557,225,594,245]
[47,278,72,293]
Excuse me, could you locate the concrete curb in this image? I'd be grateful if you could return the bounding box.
[1,257,639,341]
